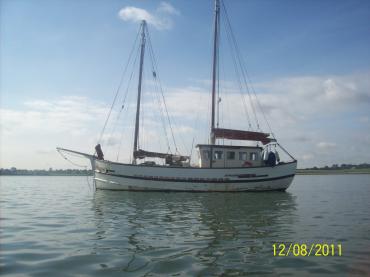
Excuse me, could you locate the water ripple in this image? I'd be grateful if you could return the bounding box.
[1,175,370,276]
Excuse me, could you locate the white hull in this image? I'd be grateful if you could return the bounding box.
[93,160,297,192]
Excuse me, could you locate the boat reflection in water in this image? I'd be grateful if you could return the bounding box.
[91,191,297,275]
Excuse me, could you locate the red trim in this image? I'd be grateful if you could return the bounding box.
[212,128,272,144]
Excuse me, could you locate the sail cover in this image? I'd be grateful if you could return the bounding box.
[134,149,189,161]
[212,128,273,144]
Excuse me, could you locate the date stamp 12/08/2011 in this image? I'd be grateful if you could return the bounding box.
[273,243,342,257]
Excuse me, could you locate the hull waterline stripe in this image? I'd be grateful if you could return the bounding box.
[99,160,297,170]
[95,171,295,183]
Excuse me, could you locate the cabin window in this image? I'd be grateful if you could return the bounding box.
[214,151,223,160]
[250,152,258,161]
[202,150,210,160]
[239,152,248,161]
[227,151,235,160]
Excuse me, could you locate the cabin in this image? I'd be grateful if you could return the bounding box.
[196,144,263,168]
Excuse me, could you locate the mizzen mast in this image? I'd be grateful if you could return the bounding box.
[133,20,146,164]
[210,0,220,145]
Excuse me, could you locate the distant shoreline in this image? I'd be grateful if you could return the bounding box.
[2,164,370,177]
[0,168,93,177]
[0,174,93,176]
[1,170,369,176]
[296,169,370,175]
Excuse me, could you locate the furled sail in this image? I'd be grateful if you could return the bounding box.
[134,149,189,161]
[212,128,275,145]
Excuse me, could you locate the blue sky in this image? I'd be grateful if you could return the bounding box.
[1,0,370,169]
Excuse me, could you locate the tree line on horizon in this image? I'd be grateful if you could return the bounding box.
[304,163,370,170]
[0,167,93,176]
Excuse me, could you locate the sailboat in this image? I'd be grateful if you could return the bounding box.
[57,0,297,191]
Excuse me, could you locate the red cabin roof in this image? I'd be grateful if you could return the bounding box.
[212,128,273,145]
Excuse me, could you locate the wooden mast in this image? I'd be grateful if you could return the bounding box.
[133,20,146,164]
[209,0,220,168]
[210,0,220,145]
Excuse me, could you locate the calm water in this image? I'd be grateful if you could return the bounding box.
[1,175,370,276]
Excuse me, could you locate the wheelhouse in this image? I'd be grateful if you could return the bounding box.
[197,144,263,168]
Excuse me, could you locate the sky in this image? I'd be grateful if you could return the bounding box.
[1,0,370,169]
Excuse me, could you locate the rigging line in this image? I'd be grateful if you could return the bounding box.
[223,80,232,133]
[129,126,134,164]
[117,45,141,120]
[58,149,94,191]
[115,120,127,161]
[117,98,134,163]
[57,150,89,168]
[240,55,276,138]
[149,71,191,154]
[219,52,228,131]
[152,73,172,153]
[206,83,212,144]
[189,137,195,164]
[217,32,230,132]
[116,88,136,162]
[97,25,141,145]
[151,76,166,145]
[147,45,172,153]
[199,2,224,146]
[231,31,276,137]
[189,90,208,158]
[145,64,167,154]
[221,1,259,130]
[115,85,136,162]
[218,31,227,131]
[146,29,176,152]
[140,69,146,151]
[145,28,179,153]
[221,11,252,130]
[222,0,274,136]
[220,1,273,135]
[146,36,172,153]
[221,1,260,130]
[153,74,191,155]
[105,45,141,159]
[156,86,172,153]
[206,48,214,145]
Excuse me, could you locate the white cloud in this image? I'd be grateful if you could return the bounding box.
[1,96,107,136]
[359,116,369,123]
[0,96,110,169]
[118,2,179,30]
[119,7,160,28]
[1,72,369,169]
[159,72,370,167]
[173,126,195,134]
[302,154,314,161]
[159,72,370,133]
[316,142,337,149]
[255,72,370,117]
[157,2,180,15]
